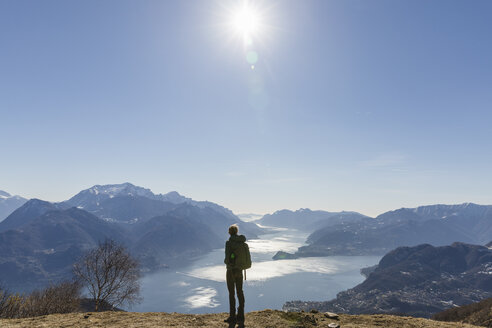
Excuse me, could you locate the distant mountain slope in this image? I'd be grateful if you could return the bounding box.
[0,199,59,233]
[0,207,126,291]
[130,204,245,269]
[376,203,492,244]
[0,190,27,222]
[132,214,222,269]
[284,242,492,318]
[258,208,369,232]
[286,203,492,258]
[237,213,263,222]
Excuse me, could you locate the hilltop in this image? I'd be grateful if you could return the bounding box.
[0,310,482,328]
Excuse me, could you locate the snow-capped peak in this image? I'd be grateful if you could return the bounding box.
[86,183,155,198]
[0,190,12,199]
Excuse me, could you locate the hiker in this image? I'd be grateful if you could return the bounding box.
[224,224,251,328]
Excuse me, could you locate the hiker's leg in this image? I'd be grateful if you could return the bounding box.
[235,269,245,323]
[226,269,236,318]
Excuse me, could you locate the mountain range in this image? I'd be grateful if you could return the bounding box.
[257,208,369,232]
[0,190,27,222]
[0,183,261,291]
[3,184,492,317]
[272,203,492,258]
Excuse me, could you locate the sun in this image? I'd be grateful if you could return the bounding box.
[232,5,260,36]
[229,2,263,44]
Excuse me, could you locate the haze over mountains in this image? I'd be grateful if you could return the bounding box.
[0,190,27,222]
[0,183,260,291]
[271,203,492,258]
[258,208,369,232]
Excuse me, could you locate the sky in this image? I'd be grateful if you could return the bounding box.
[1,0,491,217]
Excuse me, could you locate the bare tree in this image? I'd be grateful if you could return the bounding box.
[73,239,141,311]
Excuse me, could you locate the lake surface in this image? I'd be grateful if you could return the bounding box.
[134,227,381,313]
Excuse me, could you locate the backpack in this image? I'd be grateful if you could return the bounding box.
[229,241,252,270]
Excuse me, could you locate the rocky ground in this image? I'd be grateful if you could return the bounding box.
[0,310,482,328]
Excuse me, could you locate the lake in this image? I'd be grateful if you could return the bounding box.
[134,227,381,313]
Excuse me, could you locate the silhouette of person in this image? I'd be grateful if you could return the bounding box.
[224,224,246,328]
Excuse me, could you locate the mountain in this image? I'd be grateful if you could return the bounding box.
[284,242,492,318]
[282,203,492,258]
[0,207,126,291]
[130,203,248,269]
[0,201,227,290]
[0,183,263,291]
[258,208,369,232]
[0,199,59,233]
[237,213,263,222]
[63,183,236,219]
[62,183,158,212]
[0,190,27,222]
[132,210,222,269]
[376,203,492,244]
[61,183,261,236]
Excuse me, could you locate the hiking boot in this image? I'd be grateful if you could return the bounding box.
[237,316,245,328]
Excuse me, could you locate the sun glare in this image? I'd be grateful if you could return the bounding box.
[221,1,274,69]
[232,5,260,36]
[229,2,263,44]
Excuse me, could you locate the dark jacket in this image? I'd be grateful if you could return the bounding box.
[224,234,246,270]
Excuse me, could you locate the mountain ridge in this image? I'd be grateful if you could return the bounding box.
[274,203,492,259]
[0,190,27,222]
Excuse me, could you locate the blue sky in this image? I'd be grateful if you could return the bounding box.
[1,0,491,216]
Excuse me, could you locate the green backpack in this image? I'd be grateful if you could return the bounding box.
[230,241,252,271]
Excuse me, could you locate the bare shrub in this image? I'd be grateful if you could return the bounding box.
[23,281,80,317]
[0,281,80,319]
[73,239,141,311]
[0,285,10,317]
[0,287,24,319]
[432,297,492,327]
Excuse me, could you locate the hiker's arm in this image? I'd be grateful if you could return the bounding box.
[224,241,230,264]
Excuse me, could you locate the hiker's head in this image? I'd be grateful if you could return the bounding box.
[228,224,239,236]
